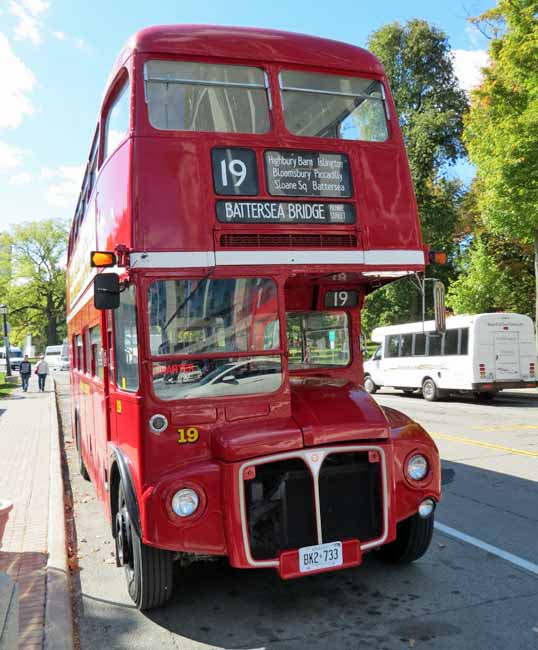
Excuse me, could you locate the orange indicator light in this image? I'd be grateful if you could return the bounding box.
[90,251,117,267]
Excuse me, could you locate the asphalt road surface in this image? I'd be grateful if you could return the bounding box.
[54,371,538,650]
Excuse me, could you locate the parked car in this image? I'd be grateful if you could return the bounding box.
[44,345,63,370]
[59,355,70,371]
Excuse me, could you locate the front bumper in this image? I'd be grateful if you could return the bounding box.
[143,440,440,573]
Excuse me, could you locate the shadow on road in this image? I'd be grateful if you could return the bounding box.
[376,389,538,408]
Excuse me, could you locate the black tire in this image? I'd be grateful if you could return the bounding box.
[474,391,495,401]
[377,513,434,564]
[364,375,378,394]
[75,417,90,482]
[118,483,174,610]
[422,378,439,402]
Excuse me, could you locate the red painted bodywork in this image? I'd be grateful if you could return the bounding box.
[67,25,440,577]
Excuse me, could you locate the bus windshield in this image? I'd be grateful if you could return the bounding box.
[144,60,270,134]
[148,277,282,400]
[280,70,388,141]
[286,312,350,369]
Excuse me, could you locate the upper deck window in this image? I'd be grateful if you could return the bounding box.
[144,61,270,134]
[103,78,130,161]
[280,70,388,141]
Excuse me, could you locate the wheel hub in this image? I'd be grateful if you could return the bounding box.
[115,509,132,567]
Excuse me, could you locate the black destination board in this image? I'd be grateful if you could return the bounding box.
[216,201,355,224]
[324,290,360,308]
[265,150,352,198]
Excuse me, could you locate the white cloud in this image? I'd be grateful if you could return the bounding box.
[53,30,64,40]
[8,171,32,185]
[73,37,84,49]
[0,141,26,173]
[0,33,36,128]
[452,49,489,92]
[43,164,84,208]
[9,0,50,45]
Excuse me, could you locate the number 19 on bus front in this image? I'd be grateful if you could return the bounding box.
[212,148,258,196]
[324,290,359,308]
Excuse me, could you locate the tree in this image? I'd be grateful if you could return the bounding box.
[447,232,534,315]
[362,20,468,332]
[464,0,538,343]
[0,219,68,351]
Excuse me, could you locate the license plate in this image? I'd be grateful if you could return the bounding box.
[299,541,343,573]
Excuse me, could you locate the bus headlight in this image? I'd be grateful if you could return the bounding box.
[406,454,428,481]
[171,489,199,517]
[149,413,168,433]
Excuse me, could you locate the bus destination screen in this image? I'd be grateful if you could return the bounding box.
[213,148,355,225]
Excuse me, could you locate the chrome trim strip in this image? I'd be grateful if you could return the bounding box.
[238,444,389,568]
[145,76,266,89]
[280,85,385,101]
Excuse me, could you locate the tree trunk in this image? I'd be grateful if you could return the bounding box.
[534,234,538,354]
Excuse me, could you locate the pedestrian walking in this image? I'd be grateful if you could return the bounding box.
[35,356,49,392]
[19,355,32,392]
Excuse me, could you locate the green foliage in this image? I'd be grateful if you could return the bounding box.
[367,19,468,194]
[447,233,534,315]
[465,0,538,331]
[363,20,468,330]
[0,219,68,350]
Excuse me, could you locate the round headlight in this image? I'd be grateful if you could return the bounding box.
[407,454,428,481]
[418,498,435,518]
[171,489,199,517]
[149,414,168,433]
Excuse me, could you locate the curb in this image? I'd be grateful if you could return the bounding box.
[44,380,74,650]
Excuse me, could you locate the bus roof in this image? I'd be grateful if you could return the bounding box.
[371,313,533,342]
[125,25,384,75]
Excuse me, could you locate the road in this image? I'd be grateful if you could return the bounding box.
[54,371,538,650]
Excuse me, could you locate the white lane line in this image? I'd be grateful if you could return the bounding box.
[435,522,538,576]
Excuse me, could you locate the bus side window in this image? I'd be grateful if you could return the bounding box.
[400,334,412,357]
[90,325,103,380]
[386,335,400,358]
[427,334,442,356]
[444,329,458,356]
[107,311,115,386]
[75,334,83,370]
[103,76,130,163]
[84,329,92,374]
[414,333,426,356]
[114,284,139,392]
[460,328,469,355]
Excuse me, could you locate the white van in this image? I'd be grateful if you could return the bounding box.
[0,346,24,371]
[364,313,537,401]
[44,345,63,370]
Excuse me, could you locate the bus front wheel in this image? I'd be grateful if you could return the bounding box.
[364,375,378,394]
[376,512,434,564]
[422,378,440,402]
[117,483,174,610]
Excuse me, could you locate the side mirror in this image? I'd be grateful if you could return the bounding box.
[221,374,238,384]
[94,273,120,310]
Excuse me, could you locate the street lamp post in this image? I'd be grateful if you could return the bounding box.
[0,304,12,378]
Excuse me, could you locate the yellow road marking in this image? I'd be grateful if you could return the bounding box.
[431,432,538,458]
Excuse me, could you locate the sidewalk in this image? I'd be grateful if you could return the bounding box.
[0,377,72,649]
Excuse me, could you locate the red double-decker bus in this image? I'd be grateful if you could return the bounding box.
[67,25,441,610]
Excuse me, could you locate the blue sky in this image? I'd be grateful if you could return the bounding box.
[0,0,492,231]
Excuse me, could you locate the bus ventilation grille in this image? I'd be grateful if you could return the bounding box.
[220,233,358,248]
